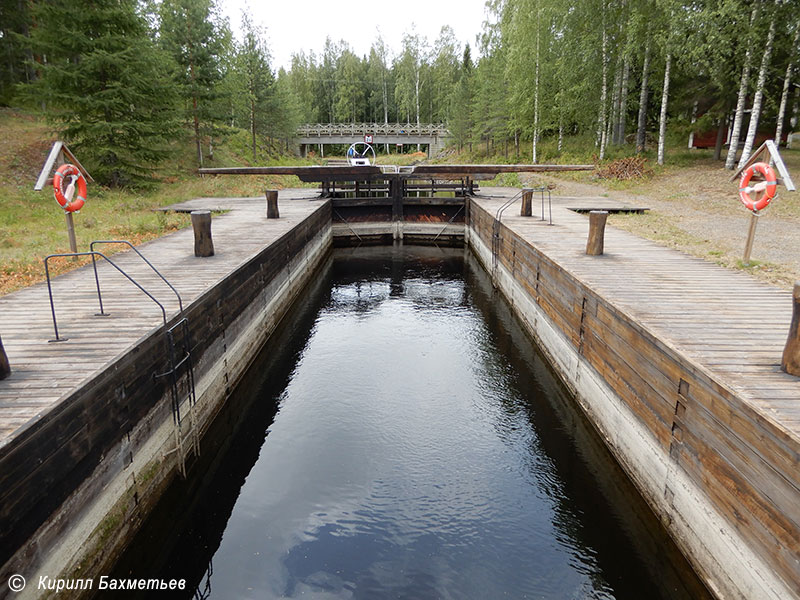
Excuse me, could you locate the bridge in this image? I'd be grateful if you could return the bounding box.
[295,123,451,157]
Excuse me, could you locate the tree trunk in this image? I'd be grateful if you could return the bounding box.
[532,8,541,164]
[688,100,698,148]
[193,94,203,168]
[610,57,623,145]
[636,40,651,153]
[657,53,672,165]
[714,117,726,161]
[726,3,760,169]
[250,101,257,161]
[738,17,776,168]
[186,18,203,169]
[597,6,609,160]
[616,57,630,145]
[793,86,800,132]
[775,28,799,147]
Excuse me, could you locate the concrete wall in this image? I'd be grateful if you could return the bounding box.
[0,202,332,598]
[466,202,796,600]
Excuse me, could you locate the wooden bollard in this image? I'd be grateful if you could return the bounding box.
[585,210,608,256]
[266,189,279,219]
[191,210,214,257]
[520,188,533,217]
[781,282,800,376]
[0,335,10,380]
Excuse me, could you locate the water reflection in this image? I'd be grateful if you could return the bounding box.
[108,245,710,600]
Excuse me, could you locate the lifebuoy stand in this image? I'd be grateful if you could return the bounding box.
[34,142,93,255]
[731,140,795,265]
[731,142,799,377]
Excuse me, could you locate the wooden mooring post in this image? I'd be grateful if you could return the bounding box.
[266,189,280,219]
[781,282,800,376]
[0,335,10,380]
[585,210,608,255]
[520,188,533,217]
[191,210,214,257]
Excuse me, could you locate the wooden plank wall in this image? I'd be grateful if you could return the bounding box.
[469,203,800,596]
[0,202,331,571]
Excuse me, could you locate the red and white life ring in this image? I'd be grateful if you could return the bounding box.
[53,164,87,213]
[738,162,777,212]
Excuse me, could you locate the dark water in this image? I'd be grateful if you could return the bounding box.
[109,246,711,600]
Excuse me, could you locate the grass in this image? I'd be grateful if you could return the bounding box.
[0,108,314,295]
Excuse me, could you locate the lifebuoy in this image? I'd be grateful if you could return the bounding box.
[738,162,777,212]
[53,164,87,212]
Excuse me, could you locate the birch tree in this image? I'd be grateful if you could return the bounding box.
[657,51,672,165]
[636,40,651,153]
[725,1,761,169]
[394,31,425,125]
[738,9,776,167]
[775,25,799,146]
[367,37,391,124]
[597,0,610,159]
[615,57,631,144]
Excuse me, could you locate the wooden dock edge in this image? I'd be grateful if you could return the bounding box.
[0,202,333,593]
[467,203,798,600]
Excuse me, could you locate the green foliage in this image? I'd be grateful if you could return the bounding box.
[0,0,34,105]
[157,0,231,167]
[24,0,180,187]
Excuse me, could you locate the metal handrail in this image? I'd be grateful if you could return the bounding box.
[90,240,184,313]
[44,251,168,342]
[495,190,524,223]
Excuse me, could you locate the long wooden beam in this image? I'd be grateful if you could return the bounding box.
[198,164,594,182]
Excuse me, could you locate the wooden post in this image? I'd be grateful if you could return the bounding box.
[191,210,214,257]
[742,211,759,265]
[520,188,533,217]
[586,210,609,255]
[65,212,78,255]
[0,335,10,380]
[266,189,280,219]
[781,282,800,376]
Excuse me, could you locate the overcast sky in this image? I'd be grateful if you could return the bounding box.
[219,0,489,71]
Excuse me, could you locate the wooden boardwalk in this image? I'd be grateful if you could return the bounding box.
[0,191,322,450]
[475,189,799,426]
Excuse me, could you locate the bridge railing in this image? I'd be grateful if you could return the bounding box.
[296,123,450,137]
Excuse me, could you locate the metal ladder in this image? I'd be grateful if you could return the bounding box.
[157,318,200,478]
[45,240,199,476]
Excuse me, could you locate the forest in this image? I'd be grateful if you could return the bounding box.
[0,0,798,186]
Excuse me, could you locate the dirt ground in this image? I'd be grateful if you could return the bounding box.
[526,154,800,291]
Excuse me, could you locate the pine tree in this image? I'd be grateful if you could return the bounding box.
[235,11,276,160]
[448,45,474,150]
[158,0,228,167]
[25,0,179,187]
[0,0,34,105]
